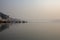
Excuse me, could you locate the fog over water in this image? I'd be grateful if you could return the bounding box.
[0,0,60,40]
[0,23,60,40]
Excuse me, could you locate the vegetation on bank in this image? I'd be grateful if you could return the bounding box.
[0,12,27,23]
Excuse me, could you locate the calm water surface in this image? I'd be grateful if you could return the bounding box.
[0,23,60,40]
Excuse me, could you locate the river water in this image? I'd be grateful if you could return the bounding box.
[0,23,60,40]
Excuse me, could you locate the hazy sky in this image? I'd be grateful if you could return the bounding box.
[0,0,60,21]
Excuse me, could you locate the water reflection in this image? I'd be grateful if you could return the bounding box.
[0,23,10,32]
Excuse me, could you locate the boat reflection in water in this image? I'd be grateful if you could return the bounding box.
[0,23,10,32]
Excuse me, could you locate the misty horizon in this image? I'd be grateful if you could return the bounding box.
[0,0,60,22]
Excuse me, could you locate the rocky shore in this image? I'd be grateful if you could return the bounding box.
[0,20,27,23]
